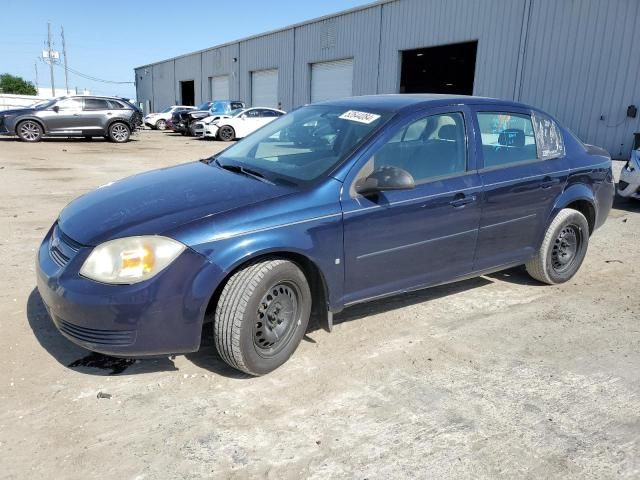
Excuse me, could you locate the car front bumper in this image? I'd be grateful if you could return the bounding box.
[617,160,640,199]
[36,224,223,357]
[202,124,219,138]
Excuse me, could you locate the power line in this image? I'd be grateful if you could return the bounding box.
[50,61,134,84]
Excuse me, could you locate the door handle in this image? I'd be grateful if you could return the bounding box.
[449,194,476,208]
[73,113,80,116]
[540,176,557,189]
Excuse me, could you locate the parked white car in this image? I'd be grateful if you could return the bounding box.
[617,147,640,200]
[144,105,194,130]
[201,107,285,141]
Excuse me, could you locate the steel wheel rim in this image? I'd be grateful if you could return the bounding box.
[220,127,233,141]
[111,124,128,141]
[551,224,581,273]
[156,120,166,130]
[20,121,40,141]
[254,281,300,357]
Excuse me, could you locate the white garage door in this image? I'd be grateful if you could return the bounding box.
[251,69,278,108]
[209,75,229,100]
[311,59,353,103]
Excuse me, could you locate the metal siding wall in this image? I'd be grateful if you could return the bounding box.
[151,61,176,111]
[293,6,382,106]
[518,0,640,158]
[378,0,526,99]
[201,44,241,101]
[134,67,153,111]
[174,53,202,105]
[240,29,294,110]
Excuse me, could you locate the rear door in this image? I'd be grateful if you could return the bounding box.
[471,107,568,270]
[341,107,482,305]
[80,98,112,133]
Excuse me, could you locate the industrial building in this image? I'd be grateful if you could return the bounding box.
[134,0,640,158]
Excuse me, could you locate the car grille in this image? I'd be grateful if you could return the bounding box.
[56,318,136,347]
[49,224,84,267]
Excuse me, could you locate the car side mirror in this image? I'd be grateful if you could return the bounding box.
[355,166,415,196]
[52,106,60,113]
[240,114,247,119]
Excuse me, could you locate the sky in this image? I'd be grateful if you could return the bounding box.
[0,0,372,99]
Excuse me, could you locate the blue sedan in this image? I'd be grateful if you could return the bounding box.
[36,95,614,375]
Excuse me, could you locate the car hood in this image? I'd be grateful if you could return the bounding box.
[1,108,35,116]
[58,161,295,246]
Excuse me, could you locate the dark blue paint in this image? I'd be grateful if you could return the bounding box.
[36,94,614,356]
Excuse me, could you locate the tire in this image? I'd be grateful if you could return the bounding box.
[155,119,166,130]
[214,258,312,375]
[526,208,589,284]
[16,120,43,142]
[218,125,235,142]
[108,122,130,143]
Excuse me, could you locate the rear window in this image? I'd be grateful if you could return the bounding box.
[84,99,110,110]
[476,112,537,168]
[532,111,565,159]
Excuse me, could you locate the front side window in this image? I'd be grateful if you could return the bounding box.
[245,109,260,118]
[532,111,565,160]
[361,112,467,184]
[477,112,537,168]
[214,105,391,183]
[55,98,83,110]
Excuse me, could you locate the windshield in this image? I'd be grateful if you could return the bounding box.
[161,107,173,113]
[214,105,391,184]
[196,102,211,110]
[230,108,245,117]
[210,101,231,114]
[31,98,58,109]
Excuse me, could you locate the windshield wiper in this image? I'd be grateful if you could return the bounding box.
[215,159,274,185]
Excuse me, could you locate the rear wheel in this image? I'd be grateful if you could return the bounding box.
[155,119,166,130]
[108,122,130,143]
[16,120,43,142]
[218,125,235,142]
[214,258,312,375]
[526,208,589,284]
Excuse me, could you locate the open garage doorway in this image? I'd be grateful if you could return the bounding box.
[180,80,195,106]
[400,41,477,95]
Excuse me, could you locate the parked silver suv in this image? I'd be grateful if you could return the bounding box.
[0,96,143,142]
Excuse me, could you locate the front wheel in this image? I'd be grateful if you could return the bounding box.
[108,122,131,143]
[214,258,312,375]
[218,125,235,142]
[16,120,43,142]
[155,119,166,130]
[526,208,589,284]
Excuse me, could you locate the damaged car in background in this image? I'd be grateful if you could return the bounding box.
[617,146,640,200]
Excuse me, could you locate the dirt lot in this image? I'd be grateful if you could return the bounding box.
[1,130,639,479]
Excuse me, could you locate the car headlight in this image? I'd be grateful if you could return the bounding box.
[80,236,186,284]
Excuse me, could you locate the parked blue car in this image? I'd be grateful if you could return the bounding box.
[36,95,614,375]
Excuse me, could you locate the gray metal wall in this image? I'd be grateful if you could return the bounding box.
[135,0,640,157]
[517,0,640,158]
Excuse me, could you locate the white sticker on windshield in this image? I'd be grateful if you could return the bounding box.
[339,110,381,124]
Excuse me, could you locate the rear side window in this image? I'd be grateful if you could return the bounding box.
[532,111,565,159]
[366,112,467,184]
[477,112,537,168]
[108,100,126,109]
[84,99,110,110]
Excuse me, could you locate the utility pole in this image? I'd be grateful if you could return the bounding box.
[47,22,55,96]
[34,61,39,90]
[60,25,69,94]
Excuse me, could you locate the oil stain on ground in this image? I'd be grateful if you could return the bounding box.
[68,352,135,375]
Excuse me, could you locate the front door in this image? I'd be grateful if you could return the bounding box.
[471,108,568,270]
[40,97,84,133]
[341,108,482,305]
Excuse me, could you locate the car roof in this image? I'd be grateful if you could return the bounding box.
[314,94,535,114]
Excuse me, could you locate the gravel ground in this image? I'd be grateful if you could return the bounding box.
[0,130,638,479]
